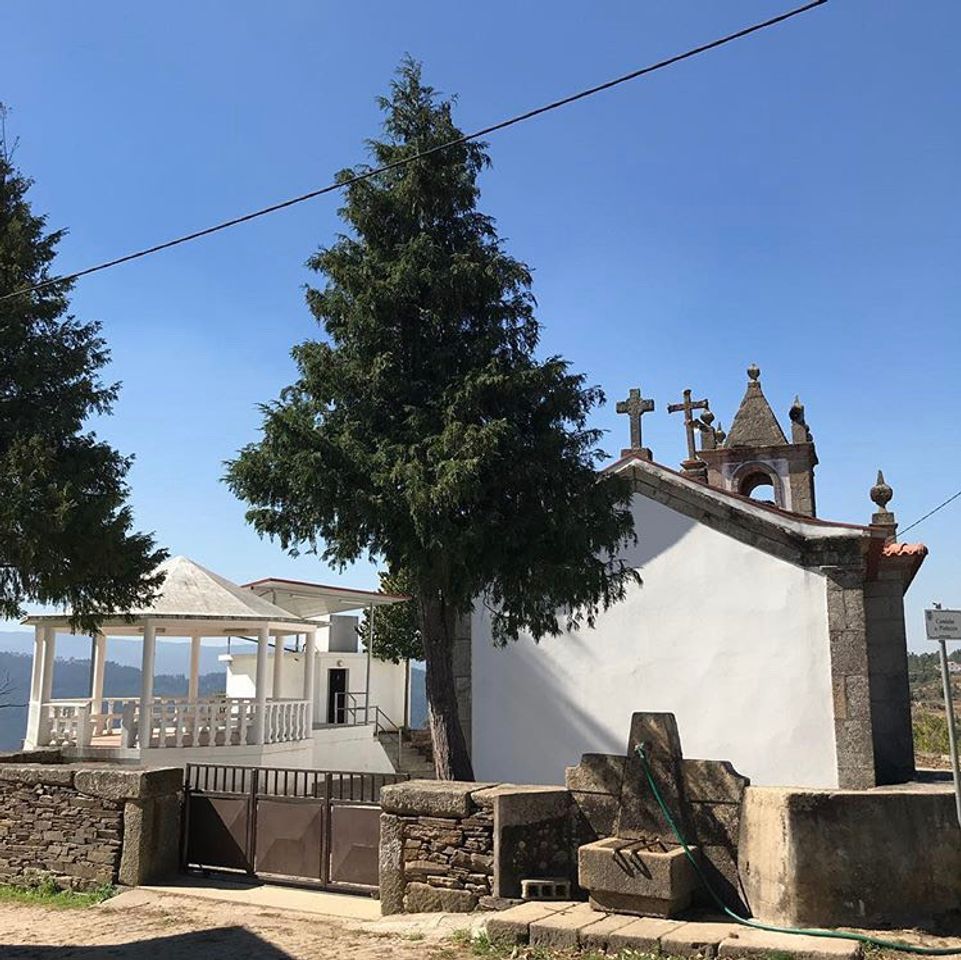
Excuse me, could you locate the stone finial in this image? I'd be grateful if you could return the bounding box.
[870,470,893,511]
[714,421,726,445]
[870,469,897,538]
[747,363,761,382]
[789,395,812,444]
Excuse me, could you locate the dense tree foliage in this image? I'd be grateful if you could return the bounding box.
[359,568,421,665]
[226,62,637,778]
[0,115,165,631]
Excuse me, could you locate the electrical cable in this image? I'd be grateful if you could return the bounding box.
[900,489,961,537]
[0,0,828,304]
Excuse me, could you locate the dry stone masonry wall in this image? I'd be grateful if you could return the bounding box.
[0,774,123,888]
[379,780,576,914]
[0,750,183,891]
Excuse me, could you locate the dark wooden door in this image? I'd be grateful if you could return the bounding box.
[327,668,348,724]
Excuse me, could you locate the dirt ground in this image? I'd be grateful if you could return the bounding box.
[0,891,474,960]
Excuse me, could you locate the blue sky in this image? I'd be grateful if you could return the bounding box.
[1,1,958,649]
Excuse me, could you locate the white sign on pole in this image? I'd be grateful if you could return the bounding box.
[924,608,961,641]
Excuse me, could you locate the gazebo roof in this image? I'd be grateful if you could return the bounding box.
[25,555,316,630]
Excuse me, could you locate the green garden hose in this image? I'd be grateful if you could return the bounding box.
[633,744,961,955]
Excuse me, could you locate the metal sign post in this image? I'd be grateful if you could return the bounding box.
[924,608,961,828]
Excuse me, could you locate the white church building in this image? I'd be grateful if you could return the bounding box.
[466,367,926,791]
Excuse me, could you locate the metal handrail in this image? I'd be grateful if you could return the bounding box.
[332,692,404,768]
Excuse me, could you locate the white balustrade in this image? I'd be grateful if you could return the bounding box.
[42,701,92,747]
[144,698,310,749]
[40,696,311,750]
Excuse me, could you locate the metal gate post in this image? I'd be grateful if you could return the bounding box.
[247,765,258,874]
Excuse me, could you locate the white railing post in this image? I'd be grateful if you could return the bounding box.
[77,704,92,749]
[121,702,137,748]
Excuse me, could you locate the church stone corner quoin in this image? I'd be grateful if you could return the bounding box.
[462,365,925,794]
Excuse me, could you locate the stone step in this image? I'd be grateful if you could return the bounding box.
[483,903,862,960]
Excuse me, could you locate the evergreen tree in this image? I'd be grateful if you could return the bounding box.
[0,109,165,632]
[359,568,421,665]
[226,61,637,778]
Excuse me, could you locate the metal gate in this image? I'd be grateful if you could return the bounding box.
[182,763,409,893]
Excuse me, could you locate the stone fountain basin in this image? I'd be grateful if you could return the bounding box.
[578,836,699,918]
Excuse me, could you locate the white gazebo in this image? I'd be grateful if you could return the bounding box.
[23,556,324,764]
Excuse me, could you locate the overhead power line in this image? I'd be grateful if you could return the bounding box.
[0,0,828,304]
[900,489,961,538]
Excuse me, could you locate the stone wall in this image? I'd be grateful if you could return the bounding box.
[379,780,576,914]
[0,752,182,890]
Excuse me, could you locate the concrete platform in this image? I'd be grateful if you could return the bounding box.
[133,876,382,920]
[719,927,862,960]
[482,901,864,959]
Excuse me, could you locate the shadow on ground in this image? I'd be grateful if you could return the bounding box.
[0,926,294,959]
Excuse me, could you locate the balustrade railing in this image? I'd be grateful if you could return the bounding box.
[38,696,313,750]
[43,700,92,747]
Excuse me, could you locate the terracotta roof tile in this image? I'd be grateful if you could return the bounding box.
[882,542,929,558]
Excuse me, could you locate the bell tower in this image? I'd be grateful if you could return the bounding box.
[697,365,818,516]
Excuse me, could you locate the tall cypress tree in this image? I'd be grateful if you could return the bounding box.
[227,61,637,779]
[0,111,165,631]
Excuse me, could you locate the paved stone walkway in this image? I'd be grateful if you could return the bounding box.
[484,901,862,960]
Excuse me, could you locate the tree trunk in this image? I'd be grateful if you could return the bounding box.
[419,594,475,781]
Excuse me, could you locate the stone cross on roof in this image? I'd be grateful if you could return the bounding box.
[616,387,655,461]
[667,388,710,463]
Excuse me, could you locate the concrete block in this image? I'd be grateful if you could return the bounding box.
[739,785,961,929]
[75,767,182,801]
[380,780,496,818]
[565,754,626,795]
[484,900,572,944]
[576,911,637,951]
[606,916,686,952]
[718,928,861,960]
[660,921,738,958]
[402,881,477,913]
[578,836,696,916]
[378,814,405,915]
[528,902,601,949]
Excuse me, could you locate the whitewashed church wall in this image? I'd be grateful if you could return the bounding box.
[470,493,839,789]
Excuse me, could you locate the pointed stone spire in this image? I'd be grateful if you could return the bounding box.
[870,470,897,541]
[789,395,813,444]
[723,365,788,448]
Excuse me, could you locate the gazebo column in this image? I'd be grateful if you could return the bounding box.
[90,632,107,712]
[25,625,48,748]
[303,628,317,730]
[138,622,156,748]
[272,635,285,699]
[188,634,202,702]
[253,624,270,744]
